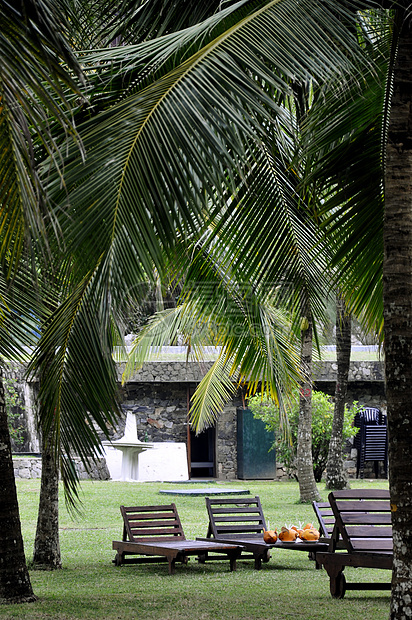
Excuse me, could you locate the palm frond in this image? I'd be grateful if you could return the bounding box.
[108,0,245,45]
[122,302,221,376]
[78,1,266,108]
[27,266,121,504]
[189,353,237,431]
[29,0,384,498]
[0,263,42,359]
[298,8,392,336]
[0,0,83,272]
[200,141,332,320]
[47,0,372,279]
[187,295,300,431]
[123,270,301,431]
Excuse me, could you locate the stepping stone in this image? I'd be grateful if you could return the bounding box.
[159,487,250,496]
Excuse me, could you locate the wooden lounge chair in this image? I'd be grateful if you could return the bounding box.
[199,496,329,570]
[312,500,334,538]
[112,503,241,575]
[315,489,392,598]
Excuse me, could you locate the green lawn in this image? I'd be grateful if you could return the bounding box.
[1,479,390,620]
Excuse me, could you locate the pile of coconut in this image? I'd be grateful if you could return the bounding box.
[263,523,320,543]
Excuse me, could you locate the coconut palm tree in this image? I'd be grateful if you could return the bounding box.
[325,292,352,490]
[118,13,386,504]
[22,0,249,574]
[3,1,411,616]
[51,3,412,615]
[121,79,334,503]
[29,0,386,548]
[0,0,86,601]
[379,9,412,616]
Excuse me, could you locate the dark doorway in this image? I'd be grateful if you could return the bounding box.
[189,426,215,478]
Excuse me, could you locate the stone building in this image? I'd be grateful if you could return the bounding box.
[114,359,386,481]
[9,355,386,481]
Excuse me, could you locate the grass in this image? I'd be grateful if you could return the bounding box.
[1,479,390,620]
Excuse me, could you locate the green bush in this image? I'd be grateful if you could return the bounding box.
[248,390,357,482]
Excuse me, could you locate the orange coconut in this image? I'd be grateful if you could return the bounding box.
[300,528,320,541]
[278,526,298,542]
[263,529,278,543]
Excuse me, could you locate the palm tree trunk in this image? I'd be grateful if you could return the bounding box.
[32,429,61,570]
[384,12,412,619]
[325,292,351,490]
[296,314,321,502]
[0,367,36,604]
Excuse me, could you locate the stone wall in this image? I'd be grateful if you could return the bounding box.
[115,360,387,481]
[117,361,214,383]
[114,382,190,444]
[13,457,42,479]
[276,463,290,481]
[13,457,110,480]
[121,359,386,384]
[343,438,388,481]
[314,382,386,417]
[215,402,239,479]
[313,360,384,383]
[73,457,111,480]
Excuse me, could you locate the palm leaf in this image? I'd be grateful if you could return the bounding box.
[299,8,392,336]
[27,267,121,503]
[0,262,43,358]
[123,266,301,431]
[47,0,370,276]
[31,0,379,496]
[0,0,83,273]
[108,0,246,45]
[189,353,237,431]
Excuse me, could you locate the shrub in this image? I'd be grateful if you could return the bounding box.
[248,390,357,482]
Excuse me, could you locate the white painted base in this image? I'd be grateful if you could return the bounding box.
[138,442,189,482]
[103,442,189,482]
[103,444,123,480]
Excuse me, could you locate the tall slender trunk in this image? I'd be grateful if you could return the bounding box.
[325,292,351,490]
[296,314,321,503]
[32,428,61,570]
[384,12,412,619]
[0,367,36,604]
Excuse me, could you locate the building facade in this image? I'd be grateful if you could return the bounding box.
[9,359,386,480]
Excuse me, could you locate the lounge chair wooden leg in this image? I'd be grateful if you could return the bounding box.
[228,551,237,572]
[326,566,346,599]
[332,571,346,599]
[113,552,124,566]
[254,554,262,570]
[167,557,176,575]
[308,551,322,569]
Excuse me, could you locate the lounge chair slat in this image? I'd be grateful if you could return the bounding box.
[314,490,392,598]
